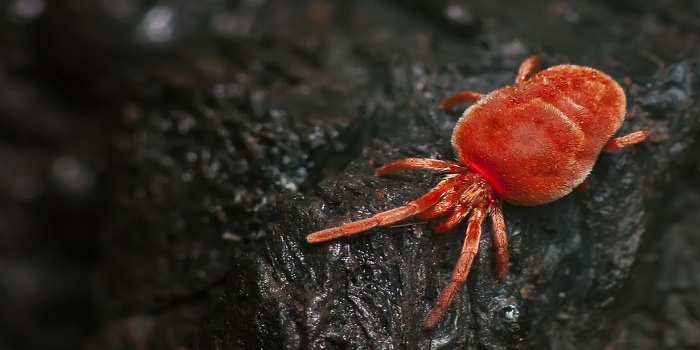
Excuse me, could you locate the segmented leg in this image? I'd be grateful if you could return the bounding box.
[375,158,466,176]
[603,130,651,150]
[439,91,486,111]
[306,177,458,243]
[515,55,542,83]
[489,201,509,279]
[435,205,472,233]
[417,188,460,219]
[422,205,488,329]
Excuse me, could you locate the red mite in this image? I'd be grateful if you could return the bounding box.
[306,56,650,329]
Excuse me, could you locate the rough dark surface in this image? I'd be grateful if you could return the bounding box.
[1,0,700,349]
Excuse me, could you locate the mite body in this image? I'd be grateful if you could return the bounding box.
[453,63,630,205]
[307,56,650,329]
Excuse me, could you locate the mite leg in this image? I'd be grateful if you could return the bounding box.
[515,55,542,83]
[489,201,509,279]
[375,158,466,176]
[422,206,487,329]
[306,177,457,243]
[438,91,486,111]
[435,205,472,233]
[575,130,649,194]
[603,130,651,150]
[417,188,460,220]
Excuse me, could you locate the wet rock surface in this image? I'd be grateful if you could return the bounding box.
[2,0,700,349]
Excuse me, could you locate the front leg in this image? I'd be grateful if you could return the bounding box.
[306,176,458,243]
[374,158,465,176]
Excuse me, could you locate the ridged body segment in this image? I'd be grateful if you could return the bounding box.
[451,65,626,205]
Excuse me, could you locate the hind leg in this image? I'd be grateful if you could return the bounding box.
[603,130,651,150]
[515,55,541,83]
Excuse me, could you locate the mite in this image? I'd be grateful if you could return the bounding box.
[306,56,650,329]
